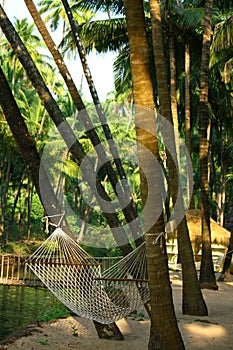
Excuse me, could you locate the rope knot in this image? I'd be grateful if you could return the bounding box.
[41,212,65,234]
[152,232,165,249]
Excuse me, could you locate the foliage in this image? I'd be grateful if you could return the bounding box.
[0,1,232,253]
[37,305,71,323]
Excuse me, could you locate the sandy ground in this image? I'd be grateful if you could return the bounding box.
[1,271,233,350]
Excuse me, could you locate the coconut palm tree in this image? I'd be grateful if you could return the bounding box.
[0,4,135,256]
[24,0,143,247]
[198,0,218,290]
[0,65,73,233]
[123,0,185,348]
[149,0,208,315]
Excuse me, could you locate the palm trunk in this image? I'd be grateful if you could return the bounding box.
[20,172,31,238]
[0,156,11,239]
[0,5,134,256]
[0,65,73,235]
[124,0,185,348]
[24,0,143,245]
[0,7,128,340]
[185,43,194,209]
[198,0,218,290]
[61,0,143,243]
[216,133,227,226]
[218,226,233,282]
[150,0,208,315]
[169,28,180,168]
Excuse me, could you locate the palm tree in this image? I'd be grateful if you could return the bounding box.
[0,65,73,233]
[150,0,208,315]
[123,0,185,348]
[34,0,144,244]
[60,0,143,242]
[0,4,135,255]
[198,0,218,290]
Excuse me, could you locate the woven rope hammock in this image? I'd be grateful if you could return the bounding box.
[25,227,150,324]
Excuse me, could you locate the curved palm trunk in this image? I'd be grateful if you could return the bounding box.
[25,0,143,246]
[198,0,218,290]
[0,8,127,340]
[0,5,133,257]
[124,0,185,348]
[59,0,143,243]
[149,0,208,315]
[0,66,72,235]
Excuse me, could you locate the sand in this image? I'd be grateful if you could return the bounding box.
[1,272,232,350]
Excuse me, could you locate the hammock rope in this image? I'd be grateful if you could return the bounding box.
[25,227,150,324]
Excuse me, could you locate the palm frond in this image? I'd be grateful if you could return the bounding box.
[212,16,233,53]
[76,0,124,16]
[113,47,132,98]
[176,7,204,32]
[59,17,127,56]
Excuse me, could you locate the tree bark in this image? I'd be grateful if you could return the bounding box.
[25,0,143,244]
[124,0,185,348]
[198,0,218,290]
[184,43,194,209]
[218,226,233,282]
[150,0,208,314]
[0,5,133,257]
[0,6,126,340]
[0,66,72,234]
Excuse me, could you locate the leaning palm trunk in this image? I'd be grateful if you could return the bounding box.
[0,7,129,340]
[149,0,208,315]
[198,0,218,290]
[0,5,133,257]
[0,66,72,234]
[60,0,143,243]
[123,0,185,348]
[24,0,143,246]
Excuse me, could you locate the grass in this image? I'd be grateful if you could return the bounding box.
[37,305,72,323]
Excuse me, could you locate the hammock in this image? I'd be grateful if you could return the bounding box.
[25,227,150,324]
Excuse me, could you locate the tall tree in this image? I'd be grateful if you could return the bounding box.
[28,0,143,245]
[0,5,134,340]
[0,66,71,233]
[198,0,218,290]
[149,0,208,315]
[123,0,185,348]
[0,4,134,255]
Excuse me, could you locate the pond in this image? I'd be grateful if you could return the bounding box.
[0,285,67,341]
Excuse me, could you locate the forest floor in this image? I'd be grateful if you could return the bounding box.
[0,271,232,350]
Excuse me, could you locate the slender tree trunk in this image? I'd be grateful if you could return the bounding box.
[150,0,208,315]
[185,43,194,209]
[0,5,133,256]
[217,134,227,226]
[24,0,143,245]
[0,66,73,234]
[0,156,11,240]
[20,172,31,238]
[0,7,127,340]
[218,226,233,282]
[198,0,218,290]
[124,0,185,348]
[8,166,27,236]
[169,29,180,168]
[27,183,33,240]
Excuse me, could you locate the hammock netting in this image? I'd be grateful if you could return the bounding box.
[25,227,150,324]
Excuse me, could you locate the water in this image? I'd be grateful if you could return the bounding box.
[0,285,66,341]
